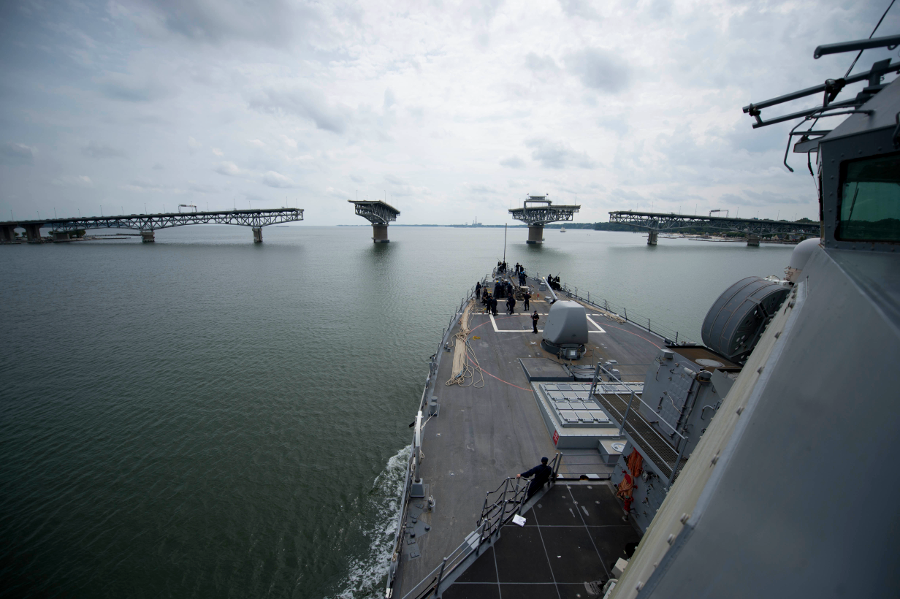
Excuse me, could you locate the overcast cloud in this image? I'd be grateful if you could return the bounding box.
[0,0,897,225]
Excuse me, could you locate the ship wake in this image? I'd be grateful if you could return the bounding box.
[331,444,411,599]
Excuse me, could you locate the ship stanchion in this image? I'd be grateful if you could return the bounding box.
[621,391,636,436]
[434,557,448,599]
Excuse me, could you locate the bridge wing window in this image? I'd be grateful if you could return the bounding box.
[838,152,900,242]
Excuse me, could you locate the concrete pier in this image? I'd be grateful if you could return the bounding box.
[527,224,544,245]
[0,225,15,243]
[141,230,155,243]
[252,227,263,243]
[747,233,760,247]
[647,230,658,245]
[24,224,42,243]
[372,224,389,243]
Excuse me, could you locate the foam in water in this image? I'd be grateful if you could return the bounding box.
[332,445,411,599]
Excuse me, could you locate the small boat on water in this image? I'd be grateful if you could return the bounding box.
[560,226,566,232]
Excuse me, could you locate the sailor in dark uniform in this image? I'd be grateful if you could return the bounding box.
[475,281,482,299]
[517,456,554,498]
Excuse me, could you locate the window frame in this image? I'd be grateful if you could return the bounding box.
[835,150,900,243]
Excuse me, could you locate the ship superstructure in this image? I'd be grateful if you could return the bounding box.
[386,32,900,599]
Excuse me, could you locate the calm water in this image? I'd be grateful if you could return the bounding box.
[0,226,792,598]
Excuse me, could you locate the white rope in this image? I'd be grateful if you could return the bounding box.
[445,299,485,388]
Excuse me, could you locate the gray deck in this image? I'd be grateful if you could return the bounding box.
[443,482,640,599]
[394,276,664,597]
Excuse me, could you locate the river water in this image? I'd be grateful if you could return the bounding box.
[0,226,793,598]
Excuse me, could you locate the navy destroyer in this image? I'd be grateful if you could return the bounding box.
[385,32,900,599]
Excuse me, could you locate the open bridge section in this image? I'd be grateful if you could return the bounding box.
[349,199,400,243]
[0,208,304,244]
[608,210,821,246]
[509,196,580,244]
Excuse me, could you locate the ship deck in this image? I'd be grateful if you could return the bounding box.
[394,274,664,598]
[442,481,641,599]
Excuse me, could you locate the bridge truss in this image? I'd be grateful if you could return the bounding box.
[1,208,304,233]
[608,211,820,236]
[509,196,580,225]
[348,200,400,225]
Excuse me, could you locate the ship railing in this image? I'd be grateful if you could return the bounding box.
[590,364,689,488]
[535,274,696,346]
[476,476,530,537]
[401,454,562,599]
[476,451,562,536]
[386,285,477,599]
[399,530,477,599]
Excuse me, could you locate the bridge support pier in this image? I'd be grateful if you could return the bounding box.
[53,231,70,242]
[372,224,389,243]
[527,224,544,245]
[24,224,42,243]
[252,227,263,243]
[747,233,760,247]
[647,230,658,246]
[141,230,155,243]
[0,225,15,243]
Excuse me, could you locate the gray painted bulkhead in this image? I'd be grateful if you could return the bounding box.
[636,245,900,598]
[610,347,733,533]
[623,62,900,599]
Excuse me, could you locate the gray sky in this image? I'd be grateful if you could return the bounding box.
[1,0,897,225]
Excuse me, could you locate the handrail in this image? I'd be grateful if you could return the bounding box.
[597,364,686,443]
[559,284,695,345]
[401,453,562,599]
[590,363,688,486]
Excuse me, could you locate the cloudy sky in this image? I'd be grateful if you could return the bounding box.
[1,0,897,225]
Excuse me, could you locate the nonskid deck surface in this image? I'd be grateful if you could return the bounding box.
[395,276,663,596]
[443,482,640,599]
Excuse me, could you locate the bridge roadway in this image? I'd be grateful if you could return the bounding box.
[0,208,304,244]
[608,210,821,246]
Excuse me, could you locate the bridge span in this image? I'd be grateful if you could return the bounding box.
[0,208,304,244]
[348,200,400,242]
[608,210,820,246]
[509,196,580,244]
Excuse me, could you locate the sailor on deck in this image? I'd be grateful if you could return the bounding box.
[517,457,554,499]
